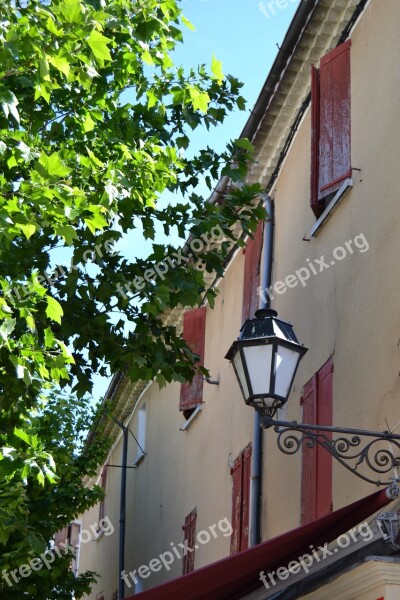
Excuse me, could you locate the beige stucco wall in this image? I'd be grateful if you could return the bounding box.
[79,249,255,597]
[78,0,400,596]
[260,0,400,539]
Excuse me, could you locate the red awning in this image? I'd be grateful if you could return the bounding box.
[128,488,393,600]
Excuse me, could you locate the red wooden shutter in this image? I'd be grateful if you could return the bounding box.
[240,444,252,551]
[230,453,243,555]
[182,508,197,574]
[316,357,333,518]
[242,222,264,323]
[310,65,321,217]
[301,360,334,524]
[99,465,108,522]
[69,523,81,548]
[179,307,206,412]
[318,40,351,200]
[300,374,318,525]
[54,527,69,549]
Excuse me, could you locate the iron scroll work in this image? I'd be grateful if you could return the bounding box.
[262,416,400,486]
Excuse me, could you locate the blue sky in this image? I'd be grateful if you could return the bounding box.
[92,0,300,400]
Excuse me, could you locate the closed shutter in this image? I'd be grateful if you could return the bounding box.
[316,358,333,518]
[99,465,108,522]
[230,443,252,554]
[179,307,206,413]
[301,359,333,524]
[182,508,197,574]
[54,527,69,549]
[311,40,352,214]
[69,523,80,548]
[230,453,243,555]
[242,222,263,322]
[69,522,81,576]
[300,374,318,525]
[240,444,252,551]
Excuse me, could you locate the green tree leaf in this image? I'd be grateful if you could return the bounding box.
[211,54,224,84]
[189,86,210,113]
[48,55,71,78]
[46,297,63,324]
[87,30,112,63]
[38,152,72,177]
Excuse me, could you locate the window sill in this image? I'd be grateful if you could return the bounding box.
[180,405,202,431]
[310,178,353,237]
[133,451,146,467]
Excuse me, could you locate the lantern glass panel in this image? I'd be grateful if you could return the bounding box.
[242,344,273,396]
[274,344,301,398]
[233,349,249,400]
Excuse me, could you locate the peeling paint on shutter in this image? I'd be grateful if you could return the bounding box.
[54,527,69,549]
[301,374,318,525]
[301,359,334,524]
[318,40,352,201]
[242,222,264,323]
[316,357,333,518]
[240,444,252,551]
[179,307,206,412]
[230,453,243,555]
[182,508,197,574]
[99,464,108,522]
[311,65,321,217]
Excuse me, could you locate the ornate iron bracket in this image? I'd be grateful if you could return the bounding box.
[262,416,400,486]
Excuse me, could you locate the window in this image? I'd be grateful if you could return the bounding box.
[242,222,263,322]
[179,307,206,419]
[182,508,197,574]
[301,357,333,524]
[134,403,146,465]
[311,40,351,217]
[230,443,252,555]
[98,465,108,523]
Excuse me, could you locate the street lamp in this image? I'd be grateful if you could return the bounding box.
[225,308,308,416]
[226,310,400,488]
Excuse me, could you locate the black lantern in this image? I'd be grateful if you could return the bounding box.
[225,309,308,416]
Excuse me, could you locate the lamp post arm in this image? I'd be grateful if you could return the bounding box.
[262,416,400,440]
[262,416,400,487]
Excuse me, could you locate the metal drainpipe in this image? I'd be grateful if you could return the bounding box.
[118,423,129,600]
[250,196,274,547]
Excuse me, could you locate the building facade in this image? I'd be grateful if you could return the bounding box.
[77,0,400,598]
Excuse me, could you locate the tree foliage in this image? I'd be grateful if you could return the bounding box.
[0,0,264,596]
[0,391,110,598]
